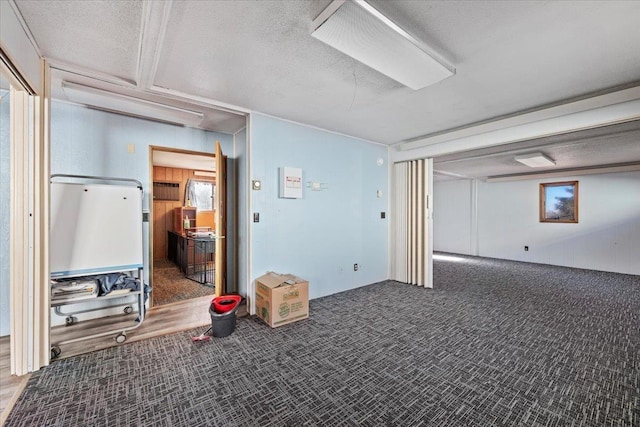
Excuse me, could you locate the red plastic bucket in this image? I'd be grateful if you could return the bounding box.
[211,295,242,314]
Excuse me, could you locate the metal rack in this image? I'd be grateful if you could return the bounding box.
[49,175,147,359]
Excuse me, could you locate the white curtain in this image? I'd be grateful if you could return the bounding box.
[391,159,433,288]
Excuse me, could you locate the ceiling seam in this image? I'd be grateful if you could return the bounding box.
[134,0,152,86]
[135,0,173,90]
[147,0,173,90]
[8,0,42,58]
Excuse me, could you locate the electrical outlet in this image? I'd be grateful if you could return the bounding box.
[354,263,358,271]
[524,246,529,251]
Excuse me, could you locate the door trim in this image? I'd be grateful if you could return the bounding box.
[148,145,216,307]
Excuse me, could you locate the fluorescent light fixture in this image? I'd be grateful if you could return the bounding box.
[514,153,556,168]
[311,0,454,90]
[62,81,204,126]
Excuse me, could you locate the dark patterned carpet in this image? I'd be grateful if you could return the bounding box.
[6,254,640,426]
[152,259,213,306]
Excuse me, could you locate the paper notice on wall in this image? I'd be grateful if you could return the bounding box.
[286,176,301,188]
[279,167,303,198]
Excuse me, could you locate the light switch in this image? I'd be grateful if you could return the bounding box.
[376,190,382,198]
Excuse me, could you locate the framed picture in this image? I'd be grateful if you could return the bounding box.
[540,181,579,223]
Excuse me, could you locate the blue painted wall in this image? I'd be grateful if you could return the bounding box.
[250,114,388,300]
[9,100,387,330]
[0,89,10,336]
[50,101,234,284]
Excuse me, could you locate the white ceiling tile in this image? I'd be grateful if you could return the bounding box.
[15,0,143,81]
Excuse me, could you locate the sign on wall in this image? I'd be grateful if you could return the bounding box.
[279,167,303,199]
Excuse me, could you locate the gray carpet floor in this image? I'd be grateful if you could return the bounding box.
[6,254,639,426]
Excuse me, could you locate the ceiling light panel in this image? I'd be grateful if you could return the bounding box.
[311,0,454,90]
[514,153,556,168]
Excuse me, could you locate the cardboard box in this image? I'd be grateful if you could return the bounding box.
[255,272,309,328]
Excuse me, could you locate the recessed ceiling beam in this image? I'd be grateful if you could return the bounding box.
[485,162,640,182]
[433,170,473,180]
[148,85,251,116]
[396,86,640,156]
[135,0,173,89]
[62,81,204,126]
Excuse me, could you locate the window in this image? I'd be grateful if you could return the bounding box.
[185,179,214,211]
[540,181,578,223]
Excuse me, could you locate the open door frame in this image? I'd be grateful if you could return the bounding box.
[214,141,227,297]
[148,145,217,307]
[147,142,227,301]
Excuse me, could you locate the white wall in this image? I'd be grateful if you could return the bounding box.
[435,172,640,275]
[250,114,388,301]
[433,179,473,255]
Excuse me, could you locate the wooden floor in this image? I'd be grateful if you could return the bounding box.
[0,336,30,426]
[51,294,247,360]
[1,295,246,422]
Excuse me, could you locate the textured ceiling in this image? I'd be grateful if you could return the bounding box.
[11,0,640,174]
[17,0,143,81]
[151,0,640,143]
[433,120,640,180]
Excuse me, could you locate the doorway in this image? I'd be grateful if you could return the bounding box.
[149,145,226,307]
